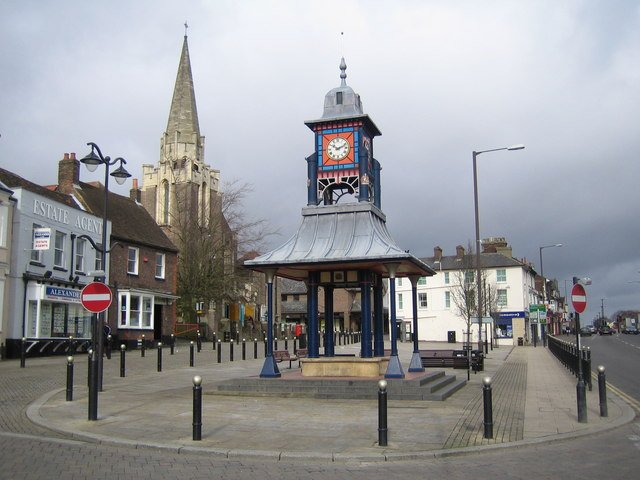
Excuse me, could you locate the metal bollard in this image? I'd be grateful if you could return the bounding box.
[378,380,388,447]
[170,334,175,355]
[20,337,26,368]
[264,338,267,357]
[87,348,93,388]
[285,337,288,351]
[106,334,112,360]
[141,335,146,357]
[242,339,246,360]
[189,341,195,367]
[157,342,163,372]
[230,340,234,362]
[483,377,494,439]
[120,344,126,377]
[598,365,608,417]
[197,331,202,353]
[217,340,222,363]
[212,333,217,350]
[66,356,74,401]
[274,338,278,351]
[254,338,258,359]
[193,375,202,441]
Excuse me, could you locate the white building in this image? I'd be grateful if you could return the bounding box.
[393,242,540,347]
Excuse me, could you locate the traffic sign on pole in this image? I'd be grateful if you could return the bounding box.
[571,283,587,313]
[81,282,113,313]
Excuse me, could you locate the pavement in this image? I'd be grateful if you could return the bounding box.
[24,339,636,462]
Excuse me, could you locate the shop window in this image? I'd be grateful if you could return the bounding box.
[119,292,154,329]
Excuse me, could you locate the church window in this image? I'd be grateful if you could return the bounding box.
[162,181,170,224]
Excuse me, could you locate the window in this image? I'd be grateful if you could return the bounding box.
[155,253,165,279]
[397,277,402,286]
[397,293,403,310]
[497,289,508,307]
[95,246,103,272]
[54,231,66,268]
[445,291,451,309]
[119,292,155,329]
[496,269,506,283]
[30,224,43,263]
[0,204,8,247]
[336,91,343,104]
[162,181,170,224]
[444,272,450,284]
[464,271,475,284]
[127,247,139,275]
[293,294,300,301]
[419,292,428,308]
[75,237,86,273]
[418,277,426,285]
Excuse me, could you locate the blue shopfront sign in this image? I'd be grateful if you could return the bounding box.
[499,311,525,319]
[44,286,81,304]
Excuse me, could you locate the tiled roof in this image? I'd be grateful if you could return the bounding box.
[0,168,79,209]
[421,253,525,271]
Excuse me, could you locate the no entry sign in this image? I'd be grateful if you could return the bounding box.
[571,283,587,314]
[81,282,113,313]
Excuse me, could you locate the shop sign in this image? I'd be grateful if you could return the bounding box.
[33,228,51,250]
[45,286,81,303]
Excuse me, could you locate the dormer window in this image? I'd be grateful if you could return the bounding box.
[336,91,343,105]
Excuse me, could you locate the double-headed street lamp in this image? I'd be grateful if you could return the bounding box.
[80,142,131,421]
[473,144,524,354]
[539,243,563,334]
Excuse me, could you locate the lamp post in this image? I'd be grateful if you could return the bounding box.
[80,142,130,421]
[473,144,524,353]
[539,243,563,335]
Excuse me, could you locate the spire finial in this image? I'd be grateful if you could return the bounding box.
[184,21,189,37]
[339,57,347,86]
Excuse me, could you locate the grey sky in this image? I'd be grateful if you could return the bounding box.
[1,0,639,322]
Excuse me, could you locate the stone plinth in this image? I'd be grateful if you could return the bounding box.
[300,357,389,377]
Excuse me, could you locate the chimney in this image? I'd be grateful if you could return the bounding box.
[130,178,141,202]
[434,246,443,261]
[455,245,465,258]
[58,152,80,194]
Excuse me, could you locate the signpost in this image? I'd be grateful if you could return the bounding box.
[81,282,112,313]
[571,283,587,313]
[572,280,588,423]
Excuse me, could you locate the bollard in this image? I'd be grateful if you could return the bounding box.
[87,348,93,388]
[20,337,26,368]
[212,333,217,350]
[264,338,267,357]
[274,338,278,351]
[120,344,126,377]
[157,342,163,372]
[141,335,146,357]
[88,350,98,421]
[254,338,258,359]
[598,365,608,417]
[170,334,175,355]
[189,341,195,367]
[67,335,75,354]
[285,337,288,351]
[197,331,202,353]
[293,338,297,353]
[230,340,234,362]
[106,334,112,360]
[66,356,74,401]
[217,340,222,363]
[483,377,494,439]
[242,339,246,360]
[193,375,202,441]
[378,380,388,447]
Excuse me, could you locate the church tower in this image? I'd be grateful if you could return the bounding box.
[140,33,220,239]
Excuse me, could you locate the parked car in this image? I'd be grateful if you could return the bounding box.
[622,325,639,335]
[598,326,614,335]
[579,327,592,336]
[588,325,597,334]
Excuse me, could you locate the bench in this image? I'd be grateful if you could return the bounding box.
[274,348,308,368]
[419,349,484,371]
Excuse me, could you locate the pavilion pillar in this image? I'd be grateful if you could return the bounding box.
[408,275,424,372]
[307,271,320,358]
[373,274,384,357]
[385,263,404,378]
[260,269,281,378]
[324,285,335,356]
[359,270,373,358]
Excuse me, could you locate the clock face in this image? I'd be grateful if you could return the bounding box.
[326,137,350,161]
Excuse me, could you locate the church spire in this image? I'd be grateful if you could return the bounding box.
[166,33,200,139]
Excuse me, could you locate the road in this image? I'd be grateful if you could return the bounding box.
[0,351,639,479]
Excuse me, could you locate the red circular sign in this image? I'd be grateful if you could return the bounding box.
[571,283,587,314]
[81,282,113,313]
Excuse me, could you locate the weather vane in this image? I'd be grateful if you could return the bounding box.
[184,21,189,36]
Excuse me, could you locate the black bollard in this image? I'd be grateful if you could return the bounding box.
[598,365,608,417]
[87,348,93,388]
[120,344,126,377]
[378,380,388,447]
[141,335,146,357]
[189,341,195,367]
[106,334,112,360]
[293,338,297,353]
[230,341,234,362]
[274,338,278,351]
[170,334,175,355]
[217,340,222,363]
[212,333,217,350]
[264,338,267,357]
[483,377,494,439]
[285,337,288,351]
[242,339,246,360]
[66,356,74,402]
[157,342,163,372]
[20,337,26,368]
[88,350,98,421]
[193,375,202,441]
[254,338,258,359]
[197,331,202,353]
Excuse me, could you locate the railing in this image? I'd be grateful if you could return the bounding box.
[547,335,592,390]
[173,323,200,338]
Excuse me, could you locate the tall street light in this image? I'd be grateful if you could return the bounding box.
[80,142,131,421]
[539,243,563,335]
[473,144,524,354]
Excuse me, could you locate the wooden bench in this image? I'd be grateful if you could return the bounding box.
[419,349,470,369]
[274,349,308,368]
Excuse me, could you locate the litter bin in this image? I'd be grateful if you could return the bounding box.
[517,337,524,346]
[447,331,456,343]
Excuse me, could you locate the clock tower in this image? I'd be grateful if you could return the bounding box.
[304,58,382,208]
